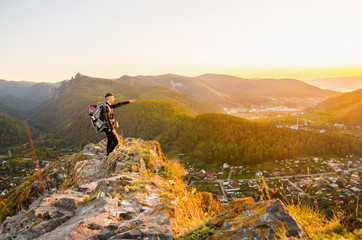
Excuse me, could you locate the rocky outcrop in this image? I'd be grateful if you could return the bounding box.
[49,73,82,99]
[210,198,303,239]
[0,137,303,239]
[0,138,223,239]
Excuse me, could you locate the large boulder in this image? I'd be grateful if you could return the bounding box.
[210,198,304,239]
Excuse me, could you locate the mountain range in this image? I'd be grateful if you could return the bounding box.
[0,80,56,111]
[0,73,361,159]
[197,74,339,98]
[26,73,217,133]
[116,74,268,108]
[117,73,340,108]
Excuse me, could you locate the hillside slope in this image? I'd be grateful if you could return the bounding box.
[310,89,362,125]
[306,76,362,91]
[0,95,40,113]
[198,74,341,98]
[0,102,23,119]
[176,113,362,164]
[0,80,56,108]
[57,99,193,150]
[0,113,37,153]
[116,74,268,107]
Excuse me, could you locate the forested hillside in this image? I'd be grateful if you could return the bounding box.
[0,102,23,119]
[52,99,362,165]
[0,96,39,115]
[0,80,56,152]
[176,113,362,165]
[57,99,193,150]
[0,80,56,108]
[0,113,37,153]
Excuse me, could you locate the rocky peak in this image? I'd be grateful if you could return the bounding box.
[0,137,304,239]
[49,73,82,99]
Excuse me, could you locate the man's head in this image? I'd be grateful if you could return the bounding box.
[105,92,114,104]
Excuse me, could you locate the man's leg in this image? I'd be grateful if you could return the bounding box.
[104,130,114,156]
[108,131,119,154]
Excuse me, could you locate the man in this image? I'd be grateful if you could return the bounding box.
[101,93,136,156]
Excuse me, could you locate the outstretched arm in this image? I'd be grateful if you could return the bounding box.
[112,99,136,108]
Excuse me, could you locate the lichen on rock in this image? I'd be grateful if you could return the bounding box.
[207,198,304,240]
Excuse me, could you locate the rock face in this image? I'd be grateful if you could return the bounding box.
[210,198,304,239]
[49,73,82,99]
[0,137,303,240]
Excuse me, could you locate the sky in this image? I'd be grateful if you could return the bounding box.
[1,0,362,82]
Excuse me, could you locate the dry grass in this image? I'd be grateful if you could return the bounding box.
[152,156,224,238]
[256,175,362,239]
[287,202,361,239]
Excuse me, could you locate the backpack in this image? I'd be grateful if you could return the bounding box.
[88,102,107,132]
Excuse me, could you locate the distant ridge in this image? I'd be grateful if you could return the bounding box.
[0,72,345,116]
[116,73,342,109]
[117,75,155,87]
[305,76,362,91]
[0,79,57,108]
[117,74,268,108]
[310,89,362,125]
[197,74,340,97]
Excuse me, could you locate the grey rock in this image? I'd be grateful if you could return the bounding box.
[109,228,143,239]
[89,231,116,240]
[53,198,77,212]
[210,199,303,240]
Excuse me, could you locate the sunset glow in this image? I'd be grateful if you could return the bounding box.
[1,0,362,82]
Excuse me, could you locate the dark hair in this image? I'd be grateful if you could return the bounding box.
[105,93,114,98]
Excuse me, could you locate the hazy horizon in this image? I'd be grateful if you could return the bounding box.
[2,72,362,93]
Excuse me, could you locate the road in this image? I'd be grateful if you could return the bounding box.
[285,179,305,195]
[227,168,232,182]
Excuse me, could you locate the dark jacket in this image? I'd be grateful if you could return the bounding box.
[101,101,130,130]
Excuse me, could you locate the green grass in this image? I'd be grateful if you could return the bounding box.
[195,182,220,193]
[260,161,278,170]
[178,220,218,240]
